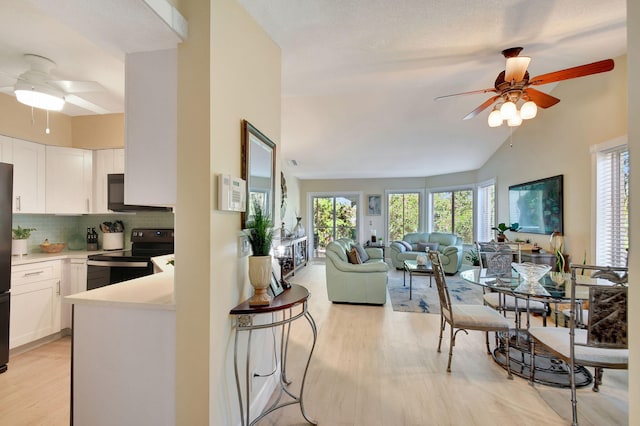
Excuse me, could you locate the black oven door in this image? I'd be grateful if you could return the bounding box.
[86,260,153,290]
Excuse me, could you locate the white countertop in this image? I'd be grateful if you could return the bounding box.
[64,253,176,311]
[11,250,107,265]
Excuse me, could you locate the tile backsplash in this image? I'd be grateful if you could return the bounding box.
[12,211,174,253]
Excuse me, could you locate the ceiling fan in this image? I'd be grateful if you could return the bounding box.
[0,53,108,114]
[435,47,615,127]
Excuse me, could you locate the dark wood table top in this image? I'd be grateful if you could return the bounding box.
[229,284,310,315]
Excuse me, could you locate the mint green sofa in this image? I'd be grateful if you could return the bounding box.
[325,238,388,305]
[389,232,463,274]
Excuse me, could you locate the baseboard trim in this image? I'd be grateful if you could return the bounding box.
[9,329,70,357]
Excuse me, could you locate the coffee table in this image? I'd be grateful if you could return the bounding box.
[403,259,433,300]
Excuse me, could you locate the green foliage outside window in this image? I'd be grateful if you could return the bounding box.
[313,196,357,250]
[432,189,473,243]
[388,193,419,241]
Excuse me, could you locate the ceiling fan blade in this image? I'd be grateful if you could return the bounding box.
[463,95,501,120]
[65,94,110,114]
[523,88,560,108]
[529,59,614,86]
[49,80,105,94]
[505,56,530,83]
[434,88,497,101]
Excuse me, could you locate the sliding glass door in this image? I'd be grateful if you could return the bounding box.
[311,195,359,258]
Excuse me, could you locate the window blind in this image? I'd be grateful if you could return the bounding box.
[477,183,495,242]
[596,145,629,267]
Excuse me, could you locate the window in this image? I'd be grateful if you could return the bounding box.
[387,192,421,241]
[477,181,495,242]
[311,195,359,257]
[596,144,629,267]
[431,189,473,243]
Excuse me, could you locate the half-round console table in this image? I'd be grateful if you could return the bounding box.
[229,284,317,425]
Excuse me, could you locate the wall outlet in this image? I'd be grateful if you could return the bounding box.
[239,235,250,257]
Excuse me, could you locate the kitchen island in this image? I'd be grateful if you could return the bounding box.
[64,256,175,426]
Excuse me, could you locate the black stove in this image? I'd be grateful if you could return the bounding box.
[86,228,174,290]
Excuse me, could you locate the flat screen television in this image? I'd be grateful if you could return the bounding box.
[508,175,563,235]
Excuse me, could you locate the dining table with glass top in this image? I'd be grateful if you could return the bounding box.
[459,267,601,387]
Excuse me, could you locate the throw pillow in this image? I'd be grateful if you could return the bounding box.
[397,241,412,251]
[347,247,362,264]
[418,242,440,252]
[351,243,370,263]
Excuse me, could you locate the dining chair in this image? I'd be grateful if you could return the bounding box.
[476,241,549,328]
[428,250,512,379]
[528,264,628,426]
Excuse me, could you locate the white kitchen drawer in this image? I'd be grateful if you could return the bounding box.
[11,260,61,286]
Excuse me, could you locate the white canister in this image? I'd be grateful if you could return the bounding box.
[102,232,124,250]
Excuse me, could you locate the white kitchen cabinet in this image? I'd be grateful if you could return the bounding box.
[0,134,13,163]
[61,258,88,329]
[92,148,125,213]
[10,260,62,348]
[46,146,93,214]
[125,48,176,207]
[12,138,46,213]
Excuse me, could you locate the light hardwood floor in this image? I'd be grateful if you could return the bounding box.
[260,262,628,425]
[0,336,70,425]
[0,262,627,425]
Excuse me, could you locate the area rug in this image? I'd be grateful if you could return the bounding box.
[387,266,484,314]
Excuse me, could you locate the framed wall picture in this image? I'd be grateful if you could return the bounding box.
[269,271,284,297]
[367,194,381,216]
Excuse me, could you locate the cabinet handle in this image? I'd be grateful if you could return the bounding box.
[16,195,21,211]
[86,198,90,212]
[57,281,61,296]
[24,271,44,277]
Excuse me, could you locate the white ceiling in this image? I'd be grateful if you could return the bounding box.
[0,1,627,180]
[239,0,627,179]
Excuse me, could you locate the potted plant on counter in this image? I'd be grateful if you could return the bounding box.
[244,202,274,306]
[12,226,36,256]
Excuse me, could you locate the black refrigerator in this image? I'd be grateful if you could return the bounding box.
[0,162,13,373]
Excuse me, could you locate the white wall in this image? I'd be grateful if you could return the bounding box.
[175,1,281,424]
[209,0,281,424]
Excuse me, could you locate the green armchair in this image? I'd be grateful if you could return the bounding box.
[325,238,388,305]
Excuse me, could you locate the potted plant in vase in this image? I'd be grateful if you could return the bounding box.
[491,222,519,242]
[12,226,36,256]
[245,202,274,306]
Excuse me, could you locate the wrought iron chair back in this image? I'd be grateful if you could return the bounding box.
[428,250,512,378]
[476,241,522,277]
[529,263,628,426]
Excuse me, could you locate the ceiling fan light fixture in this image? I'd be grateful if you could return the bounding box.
[488,109,503,127]
[520,100,538,119]
[14,82,65,111]
[505,56,531,83]
[500,101,517,120]
[507,113,523,127]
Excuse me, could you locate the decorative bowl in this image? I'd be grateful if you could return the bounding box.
[512,262,551,282]
[40,243,66,253]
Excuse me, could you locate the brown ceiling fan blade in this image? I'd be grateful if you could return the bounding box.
[463,95,500,120]
[529,59,614,86]
[434,88,497,101]
[524,88,560,108]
